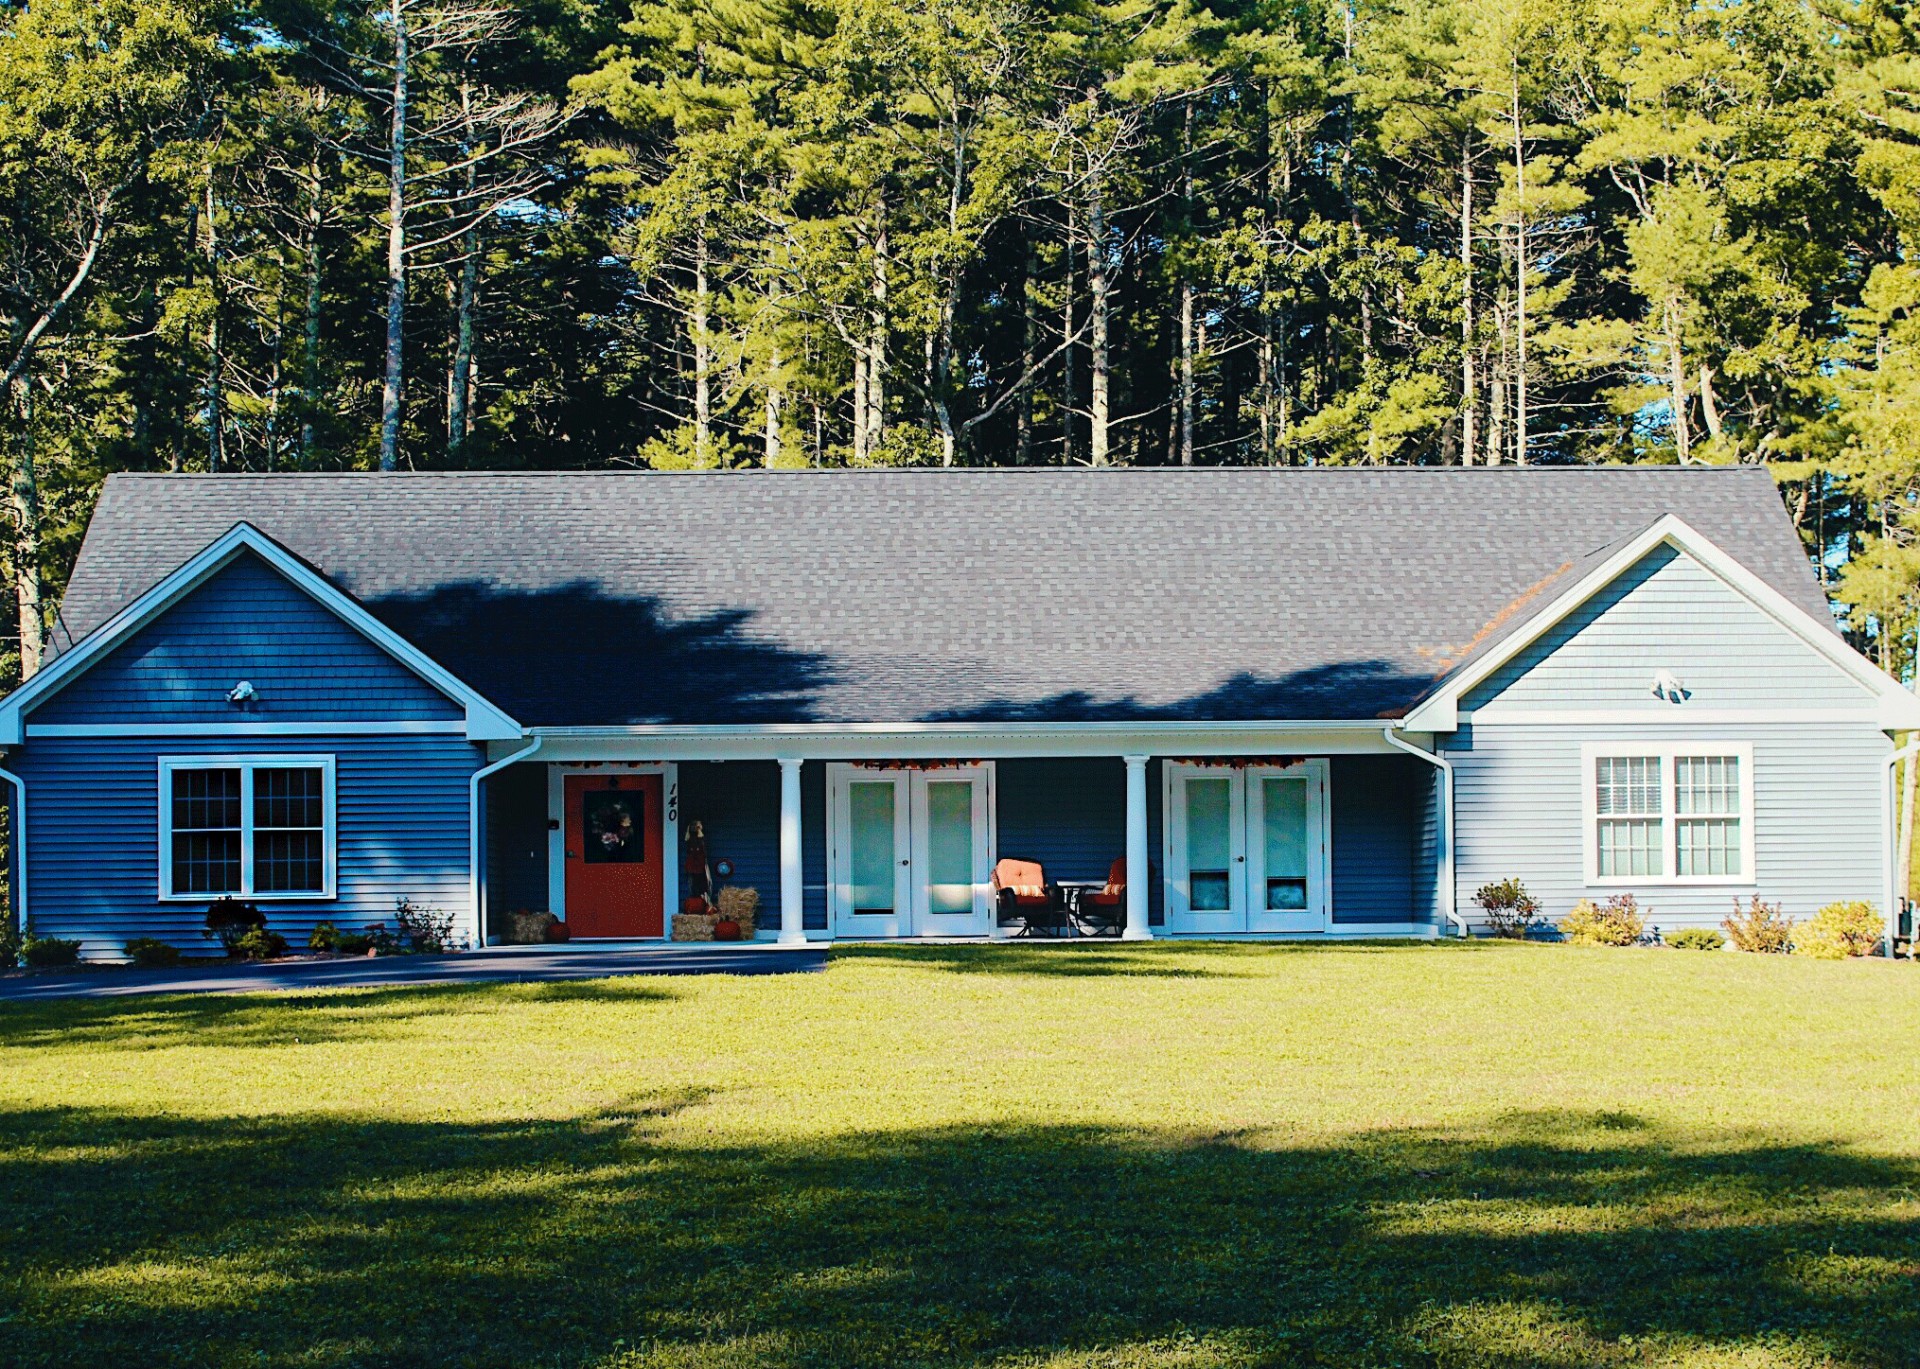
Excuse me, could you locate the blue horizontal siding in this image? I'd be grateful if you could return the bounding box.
[679,761,784,926]
[1446,720,1888,929]
[1466,545,1869,714]
[484,761,549,934]
[35,552,463,725]
[1330,755,1432,925]
[18,734,482,959]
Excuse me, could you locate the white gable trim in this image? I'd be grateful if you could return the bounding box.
[1400,515,1920,734]
[0,522,523,744]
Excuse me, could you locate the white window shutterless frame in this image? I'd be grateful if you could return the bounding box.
[1163,761,1330,933]
[827,763,994,937]
[157,754,337,901]
[1581,742,1754,887]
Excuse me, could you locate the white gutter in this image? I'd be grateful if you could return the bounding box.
[1382,727,1465,939]
[0,761,24,937]
[468,735,542,950]
[1883,738,1919,959]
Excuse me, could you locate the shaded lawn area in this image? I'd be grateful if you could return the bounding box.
[0,942,1915,1368]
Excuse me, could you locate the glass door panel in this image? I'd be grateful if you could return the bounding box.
[1186,777,1234,911]
[923,782,975,915]
[847,781,898,914]
[1261,778,1308,910]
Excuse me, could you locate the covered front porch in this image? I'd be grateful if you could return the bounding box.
[478,725,1451,946]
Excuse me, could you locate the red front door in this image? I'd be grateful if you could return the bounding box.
[563,773,665,938]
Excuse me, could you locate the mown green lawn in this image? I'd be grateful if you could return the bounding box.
[0,941,1915,1369]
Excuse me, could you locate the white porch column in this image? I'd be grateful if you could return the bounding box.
[1123,753,1152,940]
[778,757,807,945]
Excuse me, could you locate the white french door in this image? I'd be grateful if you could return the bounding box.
[1164,761,1329,934]
[828,764,993,937]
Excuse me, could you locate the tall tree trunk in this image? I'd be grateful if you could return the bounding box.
[1178,98,1195,467]
[300,164,325,466]
[763,340,782,467]
[1509,77,1528,466]
[1697,361,1721,445]
[1460,129,1476,466]
[1016,243,1035,465]
[448,79,479,462]
[202,172,223,473]
[9,375,43,680]
[693,231,712,465]
[378,8,411,471]
[851,347,869,462]
[1088,155,1110,467]
[867,194,888,456]
[1667,301,1691,464]
[1062,192,1076,464]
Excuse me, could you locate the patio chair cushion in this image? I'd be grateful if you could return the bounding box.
[1080,858,1126,908]
[991,859,1051,904]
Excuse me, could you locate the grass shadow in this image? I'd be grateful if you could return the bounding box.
[830,938,1490,978]
[0,1103,1913,1367]
[0,977,686,1052]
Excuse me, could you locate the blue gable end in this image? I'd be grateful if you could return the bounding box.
[32,552,463,726]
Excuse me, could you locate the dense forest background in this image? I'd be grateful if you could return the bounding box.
[2,0,1918,688]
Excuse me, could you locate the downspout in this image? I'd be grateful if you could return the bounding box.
[1883,738,1918,959]
[0,759,24,939]
[1383,726,1466,938]
[469,735,542,950]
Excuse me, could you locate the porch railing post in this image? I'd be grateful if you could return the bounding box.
[1123,753,1152,940]
[778,757,807,945]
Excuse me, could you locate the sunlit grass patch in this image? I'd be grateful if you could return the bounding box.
[0,942,1913,1367]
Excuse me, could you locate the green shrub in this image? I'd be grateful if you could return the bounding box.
[203,899,266,953]
[0,919,20,968]
[1666,927,1725,952]
[393,897,456,954]
[333,932,373,955]
[1560,894,1646,947]
[1793,900,1882,960]
[308,921,340,952]
[1722,896,1793,954]
[20,936,81,967]
[230,928,290,961]
[1473,879,1542,938]
[124,938,181,967]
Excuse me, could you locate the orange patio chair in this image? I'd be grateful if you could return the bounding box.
[992,858,1066,937]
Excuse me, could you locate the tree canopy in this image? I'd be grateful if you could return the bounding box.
[2,0,1919,681]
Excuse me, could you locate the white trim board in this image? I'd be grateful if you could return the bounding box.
[30,721,469,738]
[521,723,1407,763]
[156,752,338,902]
[1,522,522,745]
[1401,515,1920,733]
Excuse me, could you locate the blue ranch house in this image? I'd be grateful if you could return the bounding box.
[2,467,1914,958]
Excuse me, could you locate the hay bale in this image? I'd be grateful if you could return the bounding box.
[507,910,558,945]
[672,912,719,942]
[716,886,760,936]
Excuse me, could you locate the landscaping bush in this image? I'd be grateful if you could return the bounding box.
[124,938,181,967]
[203,899,266,953]
[1793,900,1883,960]
[20,936,81,967]
[0,919,20,968]
[308,921,340,952]
[229,928,290,961]
[1666,927,1725,952]
[1472,878,1541,939]
[1559,894,1646,946]
[1722,896,1793,954]
[334,933,373,955]
[392,897,456,954]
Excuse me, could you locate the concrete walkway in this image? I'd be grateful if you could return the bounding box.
[0,942,827,1003]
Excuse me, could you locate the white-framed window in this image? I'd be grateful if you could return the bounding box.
[1581,743,1753,886]
[158,755,336,900]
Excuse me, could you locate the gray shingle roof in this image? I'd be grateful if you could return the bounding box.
[52,467,1830,726]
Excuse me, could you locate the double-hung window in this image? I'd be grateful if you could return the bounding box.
[160,756,336,899]
[1584,744,1752,885]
